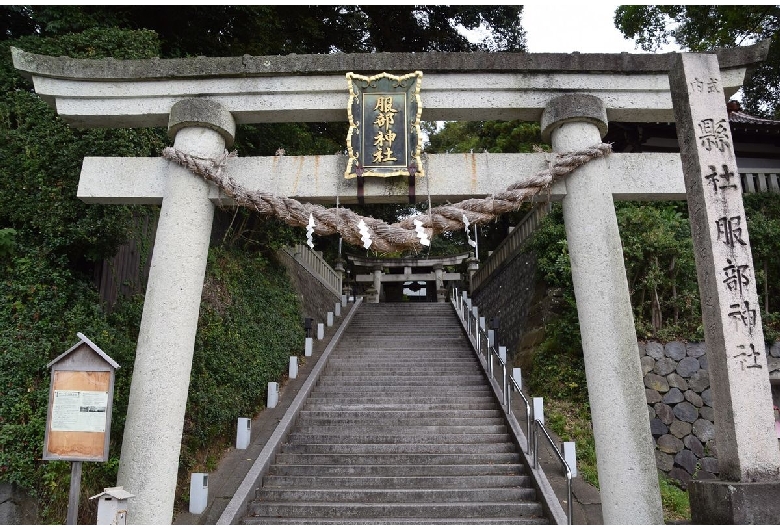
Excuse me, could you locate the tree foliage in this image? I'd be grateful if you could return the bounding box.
[614,5,780,117]
[2,5,525,55]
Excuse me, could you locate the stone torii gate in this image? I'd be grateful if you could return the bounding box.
[13,42,780,525]
[348,253,468,303]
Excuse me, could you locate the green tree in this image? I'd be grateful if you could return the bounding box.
[614,5,780,117]
[3,5,525,55]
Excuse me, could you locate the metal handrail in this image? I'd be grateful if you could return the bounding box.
[533,419,573,525]
[488,341,508,409]
[508,375,532,456]
[452,285,574,525]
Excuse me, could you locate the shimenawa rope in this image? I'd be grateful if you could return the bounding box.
[162,143,612,253]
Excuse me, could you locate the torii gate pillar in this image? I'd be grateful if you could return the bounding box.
[542,95,664,524]
[116,99,235,524]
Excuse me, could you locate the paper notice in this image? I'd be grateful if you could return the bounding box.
[51,390,108,432]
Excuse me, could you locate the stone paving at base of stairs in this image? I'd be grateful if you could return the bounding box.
[172,303,351,526]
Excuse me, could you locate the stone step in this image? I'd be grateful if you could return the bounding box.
[315,376,487,385]
[261,473,530,489]
[306,392,494,400]
[268,463,524,477]
[245,501,544,519]
[284,433,513,444]
[320,371,481,377]
[243,516,547,525]
[255,487,537,503]
[291,424,508,435]
[273,452,520,465]
[280,442,519,454]
[296,409,504,420]
[323,361,479,368]
[302,403,500,411]
[332,347,471,352]
[295,414,503,426]
[308,388,492,397]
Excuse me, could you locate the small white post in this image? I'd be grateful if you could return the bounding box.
[289,356,298,379]
[317,323,324,340]
[341,294,347,306]
[91,487,135,525]
[334,302,341,317]
[533,397,544,425]
[267,382,279,408]
[304,337,313,357]
[189,473,208,515]
[479,316,486,331]
[513,367,522,389]
[235,417,251,450]
[498,346,507,363]
[488,329,495,347]
[563,441,578,478]
[327,312,334,327]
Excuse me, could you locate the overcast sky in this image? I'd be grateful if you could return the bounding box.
[522,3,679,54]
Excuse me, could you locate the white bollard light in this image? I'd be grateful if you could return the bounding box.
[267,382,279,408]
[189,473,208,515]
[334,302,341,317]
[327,312,334,327]
[488,329,495,347]
[304,337,313,357]
[317,323,324,340]
[498,346,507,363]
[479,316,486,331]
[533,397,544,425]
[563,441,578,478]
[341,294,347,306]
[513,367,523,389]
[289,356,298,379]
[235,417,251,450]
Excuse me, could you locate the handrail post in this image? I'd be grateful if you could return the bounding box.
[503,363,507,411]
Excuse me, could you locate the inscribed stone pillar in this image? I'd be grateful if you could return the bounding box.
[371,265,382,303]
[466,253,479,292]
[334,256,345,296]
[541,95,663,525]
[669,53,780,524]
[433,264,445,302]
[116,99,235,524]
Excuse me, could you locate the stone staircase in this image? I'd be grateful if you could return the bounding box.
[242,302,549,524]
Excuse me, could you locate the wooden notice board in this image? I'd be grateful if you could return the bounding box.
[44,334,118,463]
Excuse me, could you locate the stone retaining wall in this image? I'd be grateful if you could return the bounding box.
[471,251,537,358]
[277,251,340,327]
[641,340,780,488]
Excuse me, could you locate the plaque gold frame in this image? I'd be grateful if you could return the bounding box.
[345,71,424,179]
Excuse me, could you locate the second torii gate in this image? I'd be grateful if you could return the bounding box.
[13,41,779,525]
